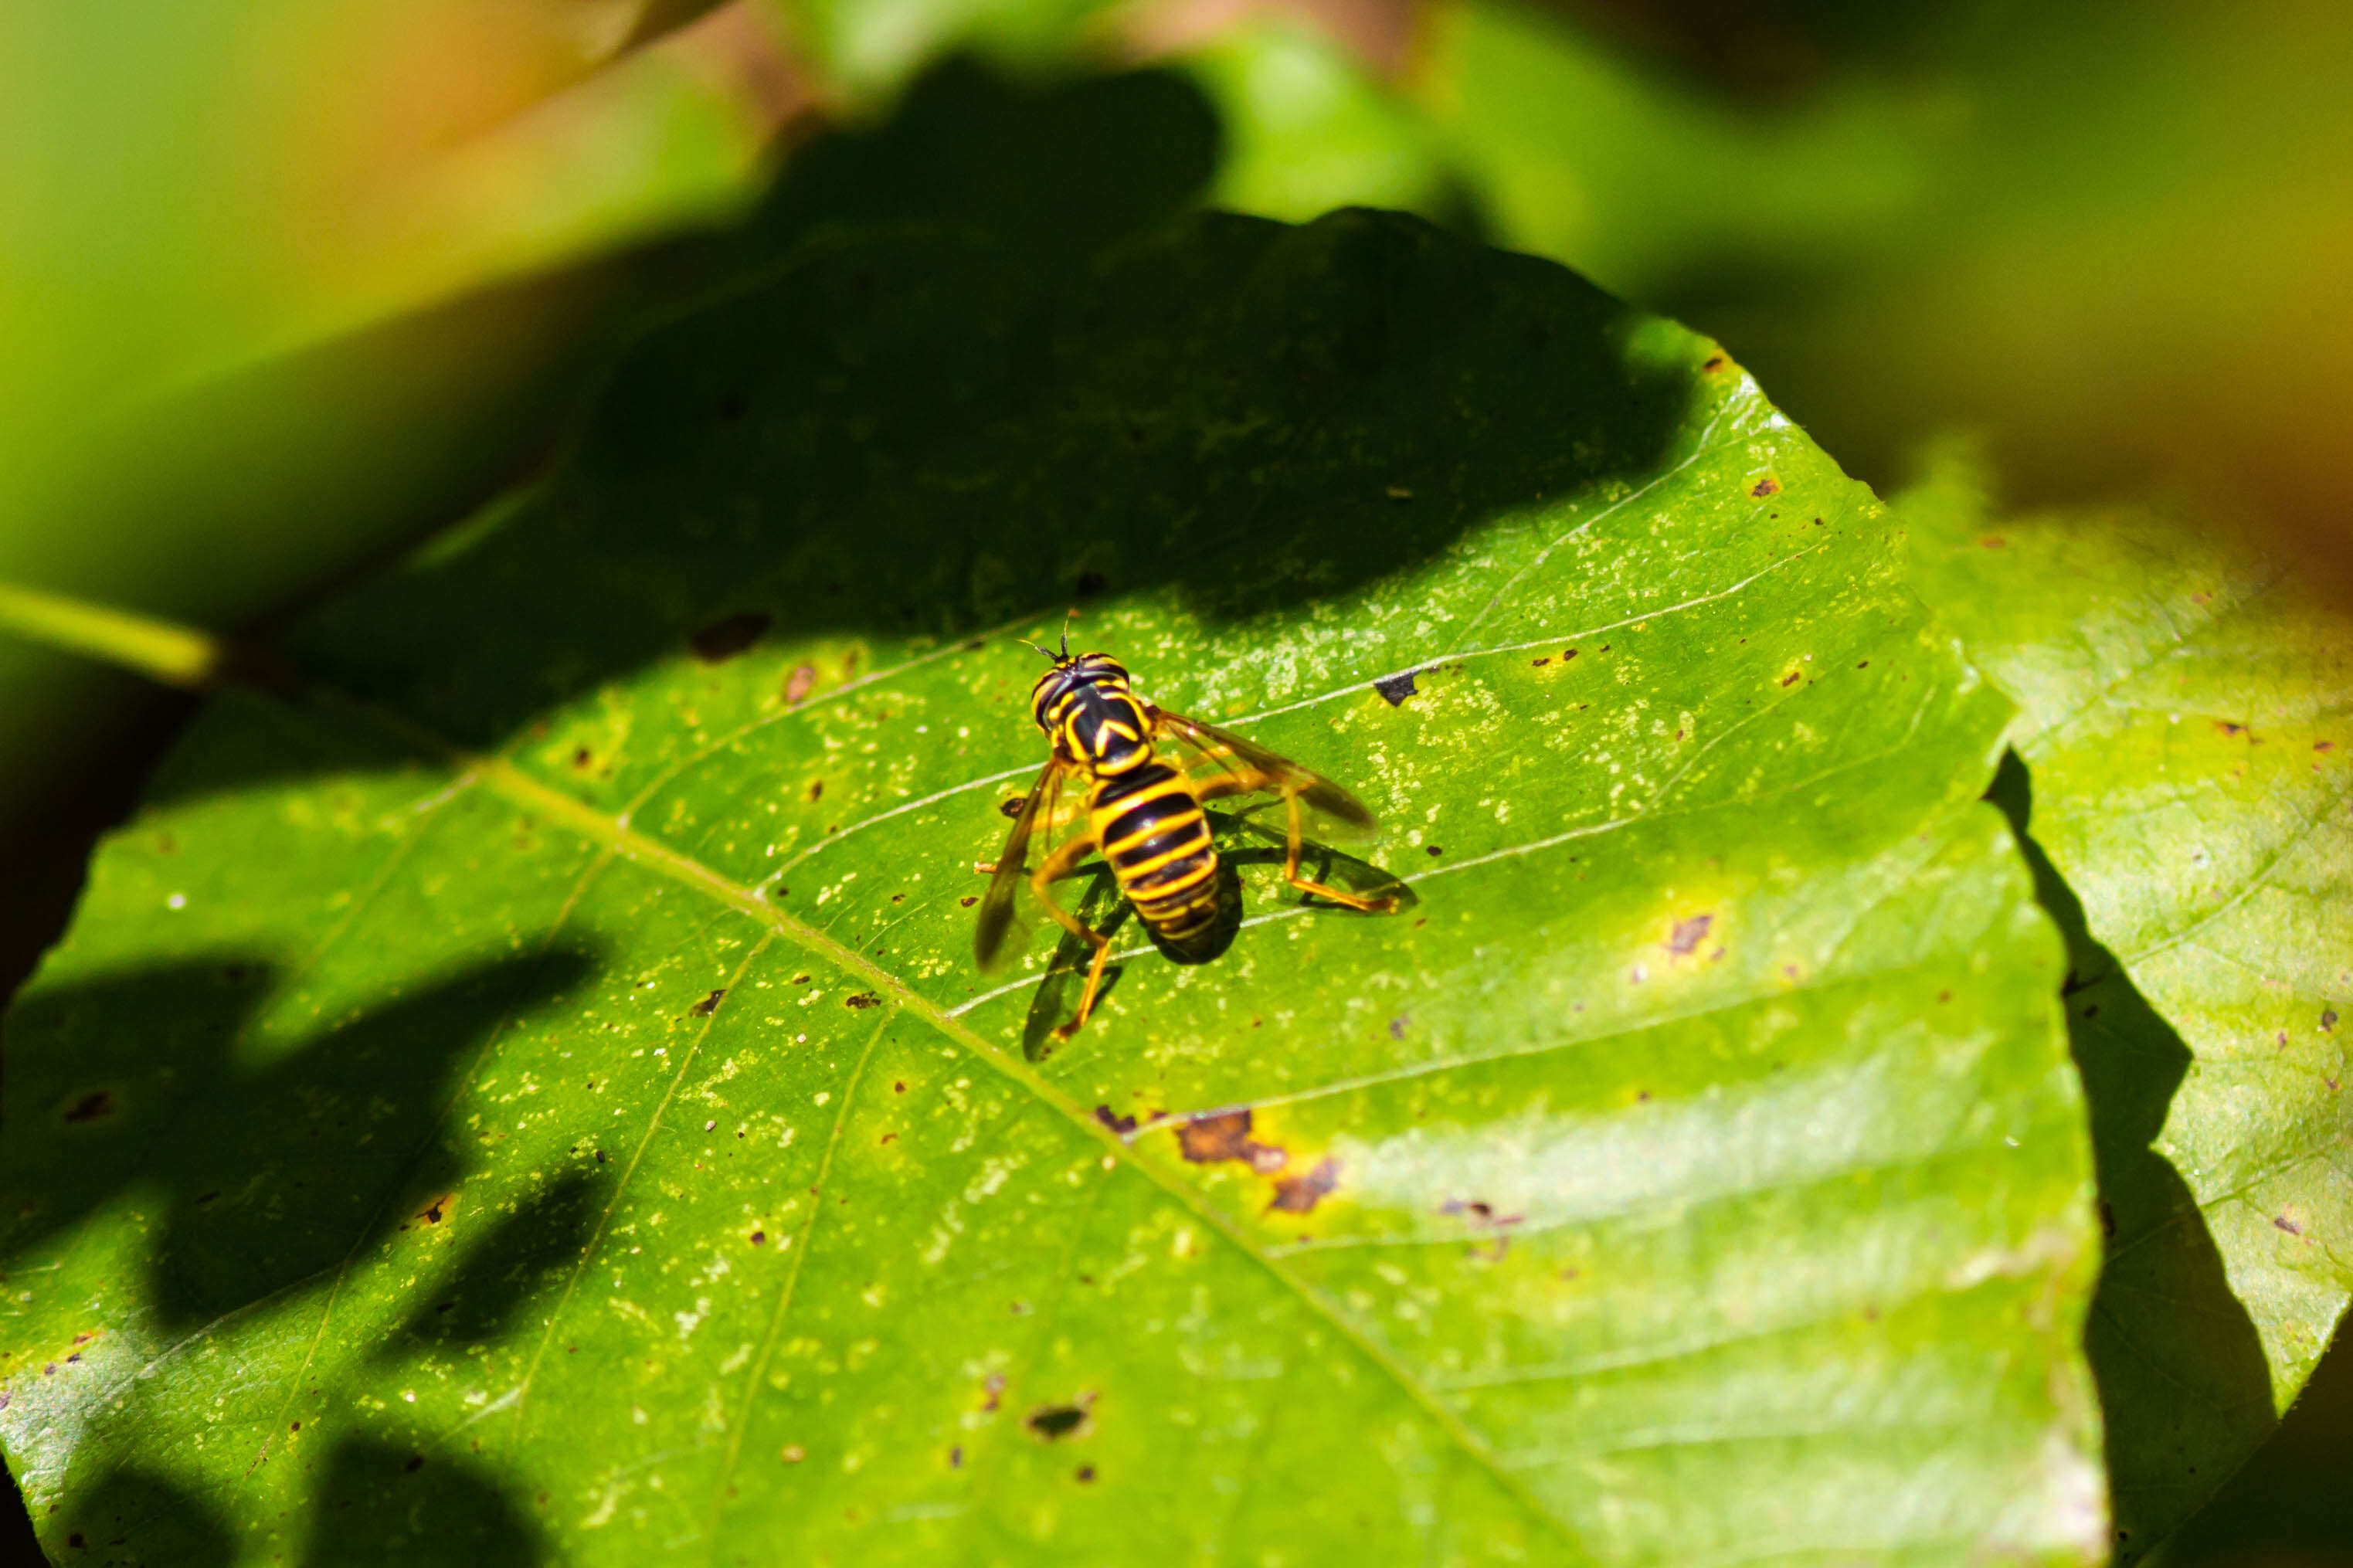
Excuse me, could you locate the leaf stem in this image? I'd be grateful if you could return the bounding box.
[0,579,227,688]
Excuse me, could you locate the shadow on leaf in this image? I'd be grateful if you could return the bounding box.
[140,54,1697,806]
[300,1434,545,1568]
[0,946,599,1334]
[375,1168,605,1359]
[42,1462,236,1568]
[1988,750,2275,1560]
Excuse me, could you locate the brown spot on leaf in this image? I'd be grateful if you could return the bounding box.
[1093,1105,1139,1136]
[749,1230,766,1246]
[1780,670,1801,687]
[1075,1464,1096,1483]
[404,1455,426,1474]
[1270,1158,1341,1214]
[2215,720,2248,737]
[806,779,824,802]
[1373,670,1418,706]
[959,895,978,908]
[2275,1215,2304,1235]
[570,748,592,770]
[1702,355,1727,372]
[1750,477,1780,498]
[1441,1198,1526,1228]
[691,989,726,1016]
[998,797,1025,819]
[1979,536,2006,549]
[844,993,881,1010]
[419,1195,453,1225]
[1176,1109,1285,1173]
[1425,844,1444,857]
[63,1091,112,1123]
[783,664,817,704]
[690,611,772,663]
[1667,914,1714,954]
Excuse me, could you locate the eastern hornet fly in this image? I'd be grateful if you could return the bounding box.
[975,636,1399,1038]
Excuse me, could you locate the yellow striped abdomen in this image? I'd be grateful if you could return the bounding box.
[1088,758,1220,948]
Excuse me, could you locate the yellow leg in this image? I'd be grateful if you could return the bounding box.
[1030,834,1113,1039]
[1281,791,1397,912]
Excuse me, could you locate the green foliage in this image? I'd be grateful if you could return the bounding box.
[1900,451,2353,1560]
[0,0,779,824]
[2,212,2107,1563]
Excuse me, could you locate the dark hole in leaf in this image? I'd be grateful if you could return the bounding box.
[1026,1403,1087,1441]
[691,989,725,1016]
[1373,670,1418,705]
[63,1091,113,1122]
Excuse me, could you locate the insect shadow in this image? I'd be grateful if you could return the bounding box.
[1017,812,1413,1060]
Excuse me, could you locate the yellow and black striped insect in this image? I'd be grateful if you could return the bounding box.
[976,638,1398,1039]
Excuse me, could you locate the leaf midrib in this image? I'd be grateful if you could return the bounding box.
[320,686,1590,1556]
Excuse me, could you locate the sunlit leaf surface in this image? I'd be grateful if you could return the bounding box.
[1901,452,2353,1560]
[1,213,2100,1564]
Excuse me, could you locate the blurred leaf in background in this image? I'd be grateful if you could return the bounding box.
[0,0,795,840]
[1410,0,2353,565]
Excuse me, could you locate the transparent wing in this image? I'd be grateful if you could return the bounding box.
[974,759,1068,972]
[1151,707,1379,838]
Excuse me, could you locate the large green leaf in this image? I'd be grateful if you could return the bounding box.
[1898,450,2353,1560]
[1,212,2102,1563]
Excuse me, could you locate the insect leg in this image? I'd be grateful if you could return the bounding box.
[1278,789,1397,912]
[1028,832,1114,1038]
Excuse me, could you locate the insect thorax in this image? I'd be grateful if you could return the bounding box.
[1032,654,1153,776]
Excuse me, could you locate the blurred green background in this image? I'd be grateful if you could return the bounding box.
[2,1,2348,1560]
